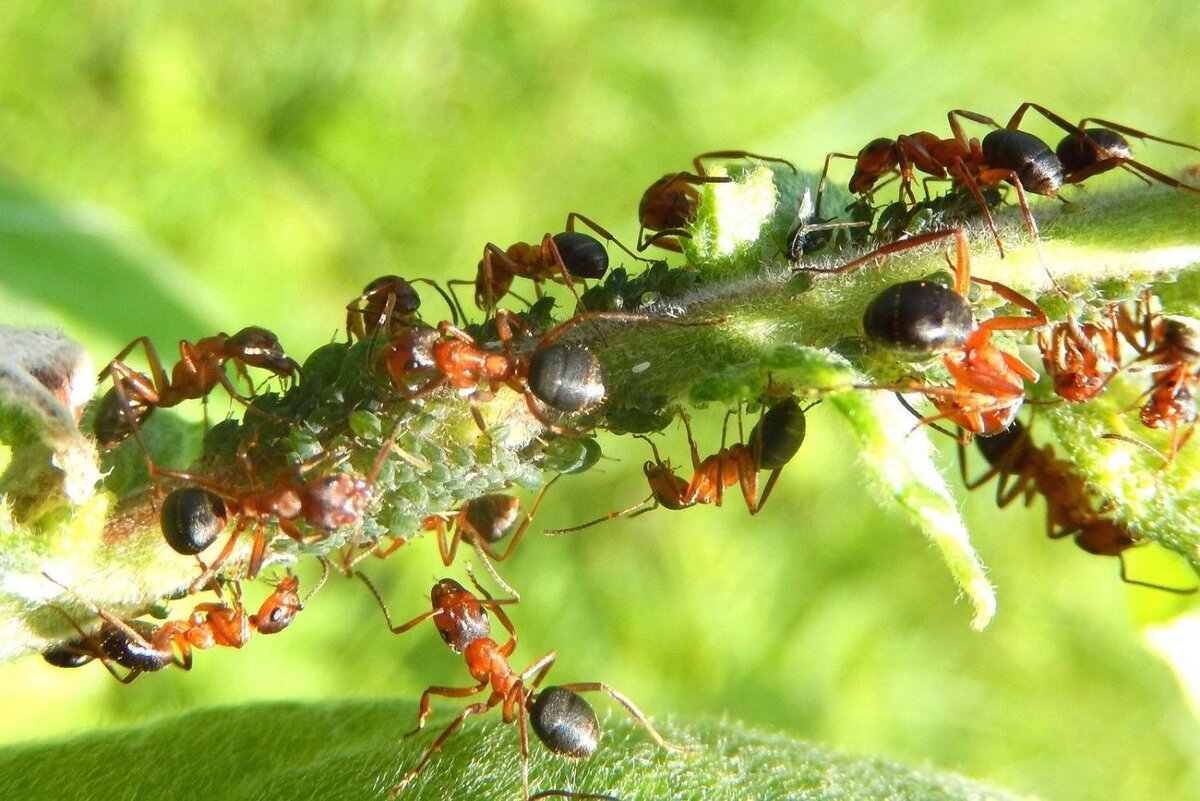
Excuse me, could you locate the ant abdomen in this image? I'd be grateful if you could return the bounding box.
[527,343,606,413]
[160,487,228,555]
[553,232,609,280]
[862,280,974,355]
[531,686,602,759]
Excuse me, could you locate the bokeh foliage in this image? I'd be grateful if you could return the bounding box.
[2,3,1200,801]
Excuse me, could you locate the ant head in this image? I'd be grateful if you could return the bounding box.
[227,326,299,377]
[306,474,371,530]
[362,275,421,316]
[430,579,490,652]
[251,579,303,635]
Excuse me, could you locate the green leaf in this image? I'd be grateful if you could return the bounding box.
[0,700,1033,801]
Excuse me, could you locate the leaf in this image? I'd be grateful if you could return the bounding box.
[0,700,1034,801]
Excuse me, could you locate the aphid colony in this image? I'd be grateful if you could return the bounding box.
[37,101,1200,799]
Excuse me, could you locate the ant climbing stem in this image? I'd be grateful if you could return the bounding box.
[357,566,683,800]
[452,212,656,315]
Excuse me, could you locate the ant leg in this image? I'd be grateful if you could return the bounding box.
[535,310,723,350]
[408,683,490,737]
[951,163,1008,259]
[815,152,860,218]
[432,516,461,567]
[389,701,493,798]
[465,565,520,656]
[693,150,798,175]
[1004,103,1087,141]
[636,226,688,253]
[445,279,478,324]
[1062,157,1200,193]
[355,571,440,634]
[555,682,690,752]
[564,212,657,266]
[543,492,657,536]
[971,277,1048,329]
[1076,118,1200,153]
[408,278,463,327]
[798,226,966,277]
[1117,553,1199,595]
[483,475,562,562]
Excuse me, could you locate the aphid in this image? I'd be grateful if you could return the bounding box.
[383,309,715,434]
[804,227,1046,437]
[357,570,681,799]
[461,213,653,312]
[42,566,326,681]
[94,326,299,448]
[548,396,809,534]
[959,421,1195,593]
[638,150,797,252]
[345,275,461,342]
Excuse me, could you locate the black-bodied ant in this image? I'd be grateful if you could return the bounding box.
[42,564,328,681]
[357,569,682,799]
[799,227,1047,438]
[382,308,718,434]
[457,213,654,313]
[638,150,797,252]
[548,395,809,534]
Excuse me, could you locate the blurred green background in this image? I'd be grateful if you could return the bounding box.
[2,2,1200,800]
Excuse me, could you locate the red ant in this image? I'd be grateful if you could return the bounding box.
[93,326,299,448]
[959,420,1195,593]
[638,150,797,252]
[382,308,717,434]
[345,275,461,342]
[42,564,327,681]
[357,568,682,800]
[818,103,1199,260]
[1110,292,1200,461]
[548,396,809,534]
[804,227,1047,438]
[156,433,393,592]
[454,213,654,313]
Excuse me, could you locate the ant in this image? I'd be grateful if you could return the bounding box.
[456,213,655,313]
[382,308,717,434]
[93,326,300,449]
[345,275,461,342]
[42,564,328,681]
[1110,291,1200,461]
[358,568,681,800]
[958,420,1195,593]
[803,227,1047,438]
[156,432,393,592]
[638,150,797,252]
[548,395,809,534]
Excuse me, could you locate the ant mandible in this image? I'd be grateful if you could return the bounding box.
[42,564,328,681]
[93,326,299,449]
[638,150,797,252]
[802,227,1047,438]
[357,569,682,800]
[548,395,809,534]
[959,420,1196,593]
[456,213,655,313]
[383,308,718,434]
